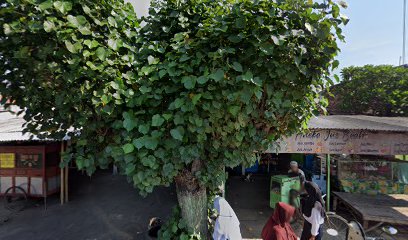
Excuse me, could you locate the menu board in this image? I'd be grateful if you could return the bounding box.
[17,154,42,169]
[269,130,408,155]
[0,153,15,168]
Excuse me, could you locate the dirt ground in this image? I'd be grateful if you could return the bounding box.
[0,170,177,240]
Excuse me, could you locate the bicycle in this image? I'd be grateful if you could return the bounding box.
[323,212,398,240]
[3,186,28,212]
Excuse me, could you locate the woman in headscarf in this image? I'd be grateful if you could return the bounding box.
[300,181,326,240]
[261,202,298,240]
[213,196,242,240]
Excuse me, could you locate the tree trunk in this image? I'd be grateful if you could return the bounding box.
[175,160,208,237]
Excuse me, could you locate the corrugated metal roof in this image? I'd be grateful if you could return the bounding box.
[1,105,407,142]
[0,106,57,142]
[308,115,408,132]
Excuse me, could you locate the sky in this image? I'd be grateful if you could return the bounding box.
[127,0,404,72]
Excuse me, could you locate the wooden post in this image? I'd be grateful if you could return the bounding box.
[64,140,70,203]
[113,164,118,175]
[60,142,64,205]
[326,154,331,212]
[65,165,68,203]
[333,195,338,211]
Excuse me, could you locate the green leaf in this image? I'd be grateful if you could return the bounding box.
[179,54,190,62]
[53,1,72,14]
[144,137,159,150]
[67,15,88,28]
[151,114,165,127]
[191,94,202,105]
[39,0,53,11]
[305,23,315,33]
[133,137,145,150]
[163,163,174,176]
[228,35,242,43]
[159,70,167,78]
[147,55,159,65]
[96,47,106,61]
[170,127,184,141]
[232,62,243,72]
[235,17,246,28]
[174,98,184,108]
[64,41,77,53]
[332,60,340,70]
[139,86,152,94]
[142,155,157,167]
[282,100,292,108]
[122,143,134,154]
[197,76,208,84]
[332,4,340,18]
[211,69,224,82]
[123,112,137,131]
[108,16,117,27]
[162,114,172,120]
[43,20,55,32]
[125,164,135,174]
[340,14,350,25]
[82,5,91,15]
[228,106,240,116]
[138,124,150,134]
[84,40,99,49]
[271,35,280,45]
[242,71,253,82]
[108,38,123,51]
[174,114,184,125]
[181,76,196,89]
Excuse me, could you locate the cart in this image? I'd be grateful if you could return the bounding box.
[0,144,61,210]
[270,175,301,208]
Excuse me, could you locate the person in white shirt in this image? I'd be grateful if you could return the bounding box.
[212,196,242,240]
[300,181,325,240]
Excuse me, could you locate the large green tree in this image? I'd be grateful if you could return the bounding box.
[0,0,346,237]
[328,65,408,116]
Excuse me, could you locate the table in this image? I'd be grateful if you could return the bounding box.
[333,192,408,230]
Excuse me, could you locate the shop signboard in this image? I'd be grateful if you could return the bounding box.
[269,130,408,155]
[0,153,15,168]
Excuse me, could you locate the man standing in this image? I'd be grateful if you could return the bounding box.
[288,161,305,183]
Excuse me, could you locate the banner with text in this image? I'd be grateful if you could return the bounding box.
[269,130,408,155]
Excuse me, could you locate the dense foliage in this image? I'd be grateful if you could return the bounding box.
[0,0,140,173]
[328,65,408,116]
[1,0,346,235]
[1,0,346,193]
[158,207,202,240]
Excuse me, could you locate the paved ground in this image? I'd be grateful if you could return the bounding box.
[226,174,408,240]
[226,175,302,239]
[0,171,407,240]
[0,170,177,240]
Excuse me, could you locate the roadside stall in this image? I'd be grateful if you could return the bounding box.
[333,154,408,195]
[0,144,61,207]
[268,115,408,230]
[0,105,69,206]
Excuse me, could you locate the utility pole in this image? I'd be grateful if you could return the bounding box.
[403,0,407,64]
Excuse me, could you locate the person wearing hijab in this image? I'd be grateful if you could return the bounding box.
[212,196,242,240]
[261,202,298,240]
[300,181,326,240]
